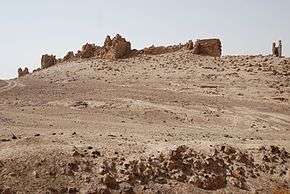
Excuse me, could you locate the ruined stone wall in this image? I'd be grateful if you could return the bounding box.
[136,40,194,56]
[193,39,222,57]
[100,34,131,60]
[24,35,223,75]
[79,44,98,58]
[41,54,57,69]
[18,67,29,77]
[63,51,75,61]
[58,36,222,62]
[139,45,183,55]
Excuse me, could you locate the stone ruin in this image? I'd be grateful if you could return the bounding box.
[79,43,98,59]
[63,51,75,61]
[134,40,195,56]
[272,40,282,57]
[186,40,194,50]
[72,34,131,60]
[136,39,221,57]
[45,35,222,63]
[18,67,29,77]
[41,54,57,69]
[192,39,222,57]
[21,35,223,75]
[139,44,184,55]
[100,34,132,60]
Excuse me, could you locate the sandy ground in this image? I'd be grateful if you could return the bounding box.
[0,50,290,193]
[0,80,7,88]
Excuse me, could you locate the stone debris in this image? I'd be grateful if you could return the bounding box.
[0,145,288,193]
[102,173,119,189]
[71,101,89,109]
[0,187,16,194]
[97,145,289,191]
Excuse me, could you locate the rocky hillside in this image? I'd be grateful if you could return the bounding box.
[0,80,7,88]
[0,48,290,193]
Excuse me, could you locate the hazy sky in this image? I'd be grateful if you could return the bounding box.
[1,0,289,79]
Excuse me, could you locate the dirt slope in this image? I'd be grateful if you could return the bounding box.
[0,50,290,193]
[0,80,7,88]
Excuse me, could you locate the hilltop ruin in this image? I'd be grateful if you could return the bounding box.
[18,67,29,77]
[41,54,57,69]
[272,40,283,57]
[49,34,223,65]
[59,35,222,62]
[192,39,222,57]
[17,34,223,74]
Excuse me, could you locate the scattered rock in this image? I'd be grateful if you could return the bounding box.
[102,174,119,189]
[32,170,39,178]
[97,145,289,192]
[119,182,134,194]
[92,150,101,157]
[1,187,16,194]
[87,185,111,194]
[1,138,11,142]
[72,101,88,109]
[11,132,17,140]
[68,187,79,194]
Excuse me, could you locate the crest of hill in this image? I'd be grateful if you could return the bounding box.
[17,34,222,77]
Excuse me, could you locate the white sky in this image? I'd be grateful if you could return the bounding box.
[0,0,289,79]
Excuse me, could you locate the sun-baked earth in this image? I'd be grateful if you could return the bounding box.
[0,50,290,193]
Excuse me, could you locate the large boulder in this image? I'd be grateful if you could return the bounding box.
[102,34,131,60]
[18,67,29,77]
[41,54,57,69]
[193,39,222,57]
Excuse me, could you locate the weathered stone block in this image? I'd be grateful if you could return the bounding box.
[41,54,57,69]
[18,67,29,77]
[193,39,222,57]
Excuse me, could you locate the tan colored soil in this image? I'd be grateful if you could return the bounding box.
[0,50,289,193]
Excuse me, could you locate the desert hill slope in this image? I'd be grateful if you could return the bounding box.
[0,50,290,193]
[0,80,7,88]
